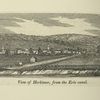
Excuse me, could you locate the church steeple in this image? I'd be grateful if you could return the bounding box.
[47,45,50,50]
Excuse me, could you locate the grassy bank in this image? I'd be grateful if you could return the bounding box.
[0,54,67,68]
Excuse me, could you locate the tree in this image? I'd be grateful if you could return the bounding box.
[29,48,33,54]
[5,49,10,56]
[97,45,100,53]
[38,47,43,55]
[50,47,55,55]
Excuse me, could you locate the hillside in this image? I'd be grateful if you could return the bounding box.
[0,33,99,51]
[46,34,100,50]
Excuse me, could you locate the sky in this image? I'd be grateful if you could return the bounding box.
[0,13,100,36]
[0,0,100,36]
[5,17,100,36]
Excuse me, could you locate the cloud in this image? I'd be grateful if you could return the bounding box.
[5,17,100,36]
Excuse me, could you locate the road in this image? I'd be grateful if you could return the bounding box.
[7,54,79,70]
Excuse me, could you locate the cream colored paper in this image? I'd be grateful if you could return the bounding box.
[0,0,100,100]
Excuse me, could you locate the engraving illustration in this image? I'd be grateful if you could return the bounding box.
[0,13,100,77]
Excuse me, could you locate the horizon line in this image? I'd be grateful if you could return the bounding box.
[0,12,100,15]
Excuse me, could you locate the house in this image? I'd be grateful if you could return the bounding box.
[15,48,30,54]
[67,51,72,54]
[62,49,72,54]
[24,49,30,54]
[0,47,6,54]
[72,50,76,54]
[10,50,15,55]
[54,49,62,55]
[30,57,37,63]
[43,49,52,55]
[63,50,69,54]
[32,49,38,54]
[17,49,24,54]
[0,50,5,54]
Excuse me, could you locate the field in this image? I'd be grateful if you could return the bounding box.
[52,54,100,65]
[0,54,67,68]
[0,54,100,77]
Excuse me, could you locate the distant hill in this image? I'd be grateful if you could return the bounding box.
[46,34,100,50]
[0,33,100,51]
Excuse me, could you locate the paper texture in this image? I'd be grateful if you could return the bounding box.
[0,0,100,100]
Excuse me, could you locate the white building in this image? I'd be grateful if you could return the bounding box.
[30,57,36,63]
